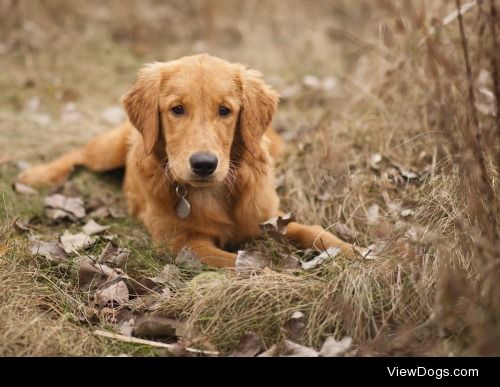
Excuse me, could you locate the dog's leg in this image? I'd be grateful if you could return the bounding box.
[18,123,131,187]
[183,238,237,268]
[285,222,360,259]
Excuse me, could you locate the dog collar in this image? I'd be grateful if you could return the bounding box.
[175,184,191,219]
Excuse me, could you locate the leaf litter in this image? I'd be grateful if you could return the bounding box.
[25,189,365,356]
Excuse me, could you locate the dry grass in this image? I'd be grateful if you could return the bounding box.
[0,0,499,356]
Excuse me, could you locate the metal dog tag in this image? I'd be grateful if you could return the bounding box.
[175,184,191,219]
[176,197,191,219]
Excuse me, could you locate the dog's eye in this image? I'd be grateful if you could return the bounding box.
[219,106,231,117]
[171,105,185,115]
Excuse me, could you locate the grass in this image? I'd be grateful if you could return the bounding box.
[0,0,499,356]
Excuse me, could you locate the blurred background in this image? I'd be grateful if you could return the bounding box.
[1,0,499,356]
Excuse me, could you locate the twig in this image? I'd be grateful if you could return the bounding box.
[93,329,219,356]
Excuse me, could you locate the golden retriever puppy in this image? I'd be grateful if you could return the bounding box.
[18,54,357,267]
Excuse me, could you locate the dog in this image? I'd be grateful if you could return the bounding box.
[18,54,357,268]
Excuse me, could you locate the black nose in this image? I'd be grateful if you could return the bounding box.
[189,152,218,177]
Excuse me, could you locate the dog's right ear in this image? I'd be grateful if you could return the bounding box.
[122,63,166,155]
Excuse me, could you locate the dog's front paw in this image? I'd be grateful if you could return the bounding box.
[17,164,70,187]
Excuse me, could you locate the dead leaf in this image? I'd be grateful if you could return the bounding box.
[257,344,279,357]
[319,336,352,357]
[259,212,296,240]
[13,219,34,233]
[235,250,270,273]
[283,311,306,341]
[108,207,126,219]
[29,238,67,262]
[277,254,299,270]
[95,280,129,307]
[175,247,203,271]
[82,219,109,236]
[97,242,129,268]
[13,182,38,195]
[132,315,178,339]
[44,194,86,219]
[356,245,380,260]
[301,247,341,270]
[151,264,183,288]
[229,332,265,357]
[302,74,321,89]
[88,206,110,219]
[334,223,359,241]
[78,257,115,291]
[282,340,318,357]
[369,153,383,170]
[401,209,414,217]
[366,204,380,225]
[60,231,97,253]
[124,276,162,296]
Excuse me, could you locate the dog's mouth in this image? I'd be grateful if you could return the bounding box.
[187,177,216,188]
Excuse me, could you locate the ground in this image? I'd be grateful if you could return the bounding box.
[1,0,499,356]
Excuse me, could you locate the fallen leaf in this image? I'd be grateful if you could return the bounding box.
[44,194,86,219]
[132,315,178,339]
[88,207,110,219]
[369,153,383,170]
[334,223,359,241]
[60,231,97,253]
[235,250,270,273]
[257,344,279,357]
[97,242,129,268]
[108,207,126,219]
[78,257,114,291]
[82,219,110,236]
[95,280,129,307]
[29,238,67,262]
[282,340,318,357]
[118,316,136,336]
[405,227,418,241]
[283,311,306,341]
[302,74,321,89]
[13,219,34,233]
[301,247,341,270]
[319,336,352,357]
[401,209,414,217]
[259,212,296,240]
[366,204,380,225]
[151,264,183,288]
[229,332,265,357]
[277,254,299,270]
[356,245,380,260]
[124,276,162,296]
[175,247,203,271]
[13,182,38,195]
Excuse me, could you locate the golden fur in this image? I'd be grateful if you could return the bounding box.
[19,54,356,267]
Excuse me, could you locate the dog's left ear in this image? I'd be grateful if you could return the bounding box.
[238,68,279,153]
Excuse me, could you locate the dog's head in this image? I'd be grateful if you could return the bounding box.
[122,54,278,187]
